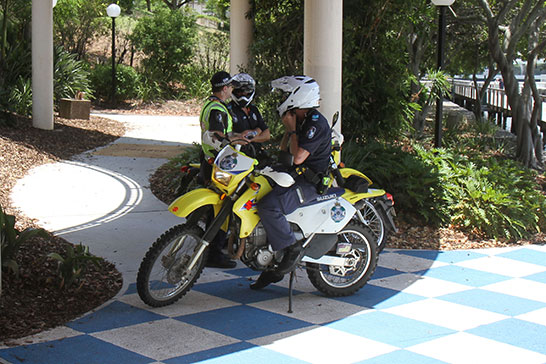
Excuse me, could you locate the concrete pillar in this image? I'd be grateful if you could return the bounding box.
[31,0,54,130]
[304,0,343,133]
[229,0,253,74]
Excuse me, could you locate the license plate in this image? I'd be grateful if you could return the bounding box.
[336,242,352,254]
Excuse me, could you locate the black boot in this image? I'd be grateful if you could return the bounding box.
[275,241,304,275]
[250,270,284,290]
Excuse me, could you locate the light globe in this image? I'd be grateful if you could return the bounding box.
[431,0,455,6]
[106,3,121,18]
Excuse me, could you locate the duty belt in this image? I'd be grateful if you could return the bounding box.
[294,166,331,194]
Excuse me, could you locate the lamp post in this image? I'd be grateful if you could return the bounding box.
[431,0,454,148]
[106,3,120,104]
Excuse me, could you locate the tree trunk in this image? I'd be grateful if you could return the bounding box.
[516,20,544,169]
[478,0,545,169]
[408,31,428,133]
[472,71,495,122]
[1,0,8,61]
[485,18,540,168]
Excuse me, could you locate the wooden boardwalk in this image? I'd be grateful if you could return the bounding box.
[452,80,546,143]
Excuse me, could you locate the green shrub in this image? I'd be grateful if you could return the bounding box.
[53,0,108,59]
[130,7,197,91]
[179,64,211,100]
[254,92,285,140]
[415,146,546,241]
[1,205,48,276]
[134,74,163,103]
[53,46,94,103]
[48,243,102,289]
[163,143,203,197]
[341,139,445,224]
[340,140,545,241]
[8,76,33,116]
[0,43,31,117]
[90,63,140,102]
[178,29,229,99]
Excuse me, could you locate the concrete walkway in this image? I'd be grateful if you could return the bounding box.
[9,113,200,289]
[1,113,546,364]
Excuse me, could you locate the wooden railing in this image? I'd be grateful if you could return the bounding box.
[452,80,546,136]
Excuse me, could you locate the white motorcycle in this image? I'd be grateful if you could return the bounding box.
[137,141,384,309]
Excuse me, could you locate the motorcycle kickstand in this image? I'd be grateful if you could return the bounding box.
[287,270,295,313]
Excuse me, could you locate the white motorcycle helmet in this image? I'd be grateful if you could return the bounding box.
[271,75,320,116]
[231,73,256,107]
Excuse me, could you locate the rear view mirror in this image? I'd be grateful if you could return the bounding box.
[278,150,294,167]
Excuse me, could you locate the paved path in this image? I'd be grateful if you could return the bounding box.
[2,114,546,364]
[9,113,200,287]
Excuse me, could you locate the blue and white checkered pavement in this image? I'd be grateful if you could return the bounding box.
[2,245,546,364]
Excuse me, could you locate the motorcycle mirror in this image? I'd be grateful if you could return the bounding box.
[331,111,339,127]
[279,150,294,167]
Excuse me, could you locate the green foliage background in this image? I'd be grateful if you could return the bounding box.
[129,7,197,96]
[0,0,544,242]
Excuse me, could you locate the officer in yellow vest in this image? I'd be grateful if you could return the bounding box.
[199,71,239,268]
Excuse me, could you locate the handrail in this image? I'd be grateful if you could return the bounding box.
[452,80,546,133]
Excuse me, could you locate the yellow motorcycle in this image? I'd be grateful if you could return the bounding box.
[137,143,385,308]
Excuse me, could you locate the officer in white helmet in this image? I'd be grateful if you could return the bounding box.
[251,75,332,290]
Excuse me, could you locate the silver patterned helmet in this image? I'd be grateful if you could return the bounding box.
[231,73,256,107]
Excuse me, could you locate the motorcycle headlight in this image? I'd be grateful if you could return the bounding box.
[213,169,232,186]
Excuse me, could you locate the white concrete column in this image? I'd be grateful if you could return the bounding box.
[304,0,343,133]
[31,0,54,130]
[229,0,253,74]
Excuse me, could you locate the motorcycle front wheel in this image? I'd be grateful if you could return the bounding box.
[137,224,207,307]
[306,221,378,297]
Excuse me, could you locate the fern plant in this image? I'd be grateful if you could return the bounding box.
[48,243,102,289]
[53,46,93,103]
[1,205,48,276]
[417,146,545,241]
[8,76,33,116]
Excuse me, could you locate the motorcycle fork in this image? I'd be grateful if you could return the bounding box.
[183,179,247,273]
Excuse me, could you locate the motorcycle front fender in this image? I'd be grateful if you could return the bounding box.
[168,188,222,218]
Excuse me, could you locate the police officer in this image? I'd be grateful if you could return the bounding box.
[199,71,239,269]
[228,73,270,158]
[251,76,332,290]
[200,71,237,182]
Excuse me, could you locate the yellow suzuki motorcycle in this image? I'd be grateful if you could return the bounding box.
[137,143,385,308]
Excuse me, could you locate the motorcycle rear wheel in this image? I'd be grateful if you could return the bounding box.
[137,224,207,307]
[306,221,378,297]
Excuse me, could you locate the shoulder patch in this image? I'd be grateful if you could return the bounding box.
[216,112,224,123]
[307,126,317,139]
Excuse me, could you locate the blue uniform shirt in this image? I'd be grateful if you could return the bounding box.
[297,109,331,174]
[228,102,268,133]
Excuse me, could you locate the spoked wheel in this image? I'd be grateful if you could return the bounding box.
[358,199,388,252]
[137,224,207,307]
[306,221,378,297]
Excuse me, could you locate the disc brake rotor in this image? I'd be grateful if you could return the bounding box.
[163,254,191,284]
[328,249,361,276]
